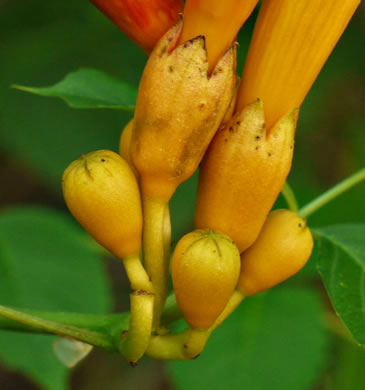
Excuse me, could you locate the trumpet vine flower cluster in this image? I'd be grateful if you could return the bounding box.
[63,0,361,363]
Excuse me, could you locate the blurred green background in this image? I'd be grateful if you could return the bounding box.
[0,1,364,390]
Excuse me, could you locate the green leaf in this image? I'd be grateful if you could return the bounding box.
[0,206,113,390]
[12,68,137,110]
[331,338,365,390]
[315,224,365,347]
[170,171,198,243]
[168,287,328,390]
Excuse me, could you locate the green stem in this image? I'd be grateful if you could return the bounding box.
[0,293,182,355]
[0,294,179,337]
[0,305,115,351]
[0,309,128,334]
[299,167,365,219]
[0,290,244,361]
[281,182,299,212]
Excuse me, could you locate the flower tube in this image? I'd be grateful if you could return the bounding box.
[180,0,259,71]
[196,0,360,252]
[89,0,184,53]
[236,0,361,130]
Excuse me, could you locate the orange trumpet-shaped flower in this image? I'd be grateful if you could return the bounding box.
[236,0,361,130]
[179,0,259,71]
[90,0,184,53]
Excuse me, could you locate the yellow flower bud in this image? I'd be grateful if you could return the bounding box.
[62,150,142,259]
[195,100,297,253]
[237,209,314,296]
[131,22,237,202]
[172,229,241,329]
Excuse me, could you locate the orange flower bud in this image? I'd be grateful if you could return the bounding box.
[237,209,313,296]
[62,150,142,259]
[119,119,134,164]
[236,0,361,130]
[172,229,241,329]
[195,100,297,253]
[131,23,237,202]
[90,0,184,53]
[119,119,138,176]
[179,0,258,71]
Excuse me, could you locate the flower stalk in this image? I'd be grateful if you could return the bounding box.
[179,0,258,71]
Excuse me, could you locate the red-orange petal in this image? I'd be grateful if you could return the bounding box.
[90,0,184,53]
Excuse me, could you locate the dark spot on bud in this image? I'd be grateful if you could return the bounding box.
[268,152,273,157]
[169,66,174,73]
[224,138,228,142]
[199,103,206,110]
[229,126,233,132]
[101,159,105,162]
[236,121,241,125]
[159,46,167,57]
[255,146,260,151]
[298,223,303,228]
[212,67,223,76]
[262,123,266,130]
[184,42,191,48]
[256,136,261,140]
[134,289,152,296]
[129,361,138,367]
[290,145,293,150]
